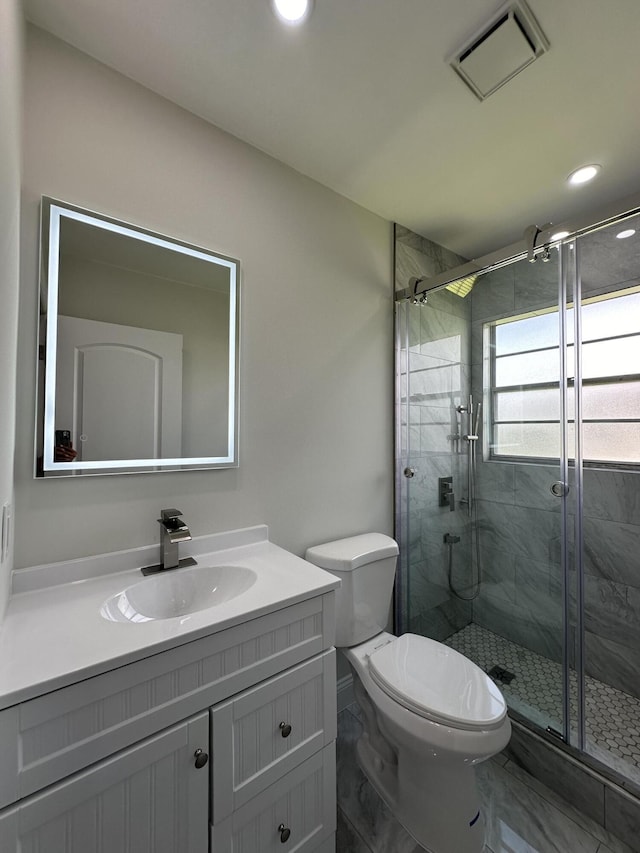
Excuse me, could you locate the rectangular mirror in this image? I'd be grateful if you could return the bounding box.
[36,197,239,476]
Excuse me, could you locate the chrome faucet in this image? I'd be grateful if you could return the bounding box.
[141,508,197,575]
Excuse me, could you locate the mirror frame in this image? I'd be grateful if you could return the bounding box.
[36,197,240,477]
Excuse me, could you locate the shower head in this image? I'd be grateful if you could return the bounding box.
[408,273,477,302]
[445,274,477,298]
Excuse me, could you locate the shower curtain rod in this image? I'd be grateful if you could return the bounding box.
[395,189,640,303]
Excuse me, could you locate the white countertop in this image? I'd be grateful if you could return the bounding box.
[0,525,340,710]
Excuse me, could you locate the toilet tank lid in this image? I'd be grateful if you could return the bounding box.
[305,533,398,572]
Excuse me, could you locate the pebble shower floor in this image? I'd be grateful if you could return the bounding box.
[446,623,640,780]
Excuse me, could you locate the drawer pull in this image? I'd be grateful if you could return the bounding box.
[278,823,291,843]
[194,748,209,769]
[279,721,292,738]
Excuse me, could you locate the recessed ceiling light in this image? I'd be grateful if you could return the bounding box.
[551,231,570,241]
[271,0,313,24]
[616,229,636,239]
[567,164,601,186]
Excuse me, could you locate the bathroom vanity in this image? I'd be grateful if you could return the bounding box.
[0,526,339,852]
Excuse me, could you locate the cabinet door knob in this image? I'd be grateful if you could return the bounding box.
[194,748,209,769]
[279,721,292,738]
[278,823,291,843]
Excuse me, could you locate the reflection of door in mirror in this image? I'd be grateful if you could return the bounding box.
[56,316,183,463]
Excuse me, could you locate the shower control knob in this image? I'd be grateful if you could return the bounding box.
[550,481,569,497]
[403,467,416,478]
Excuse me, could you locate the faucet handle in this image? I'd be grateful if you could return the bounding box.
[160,508,183,522]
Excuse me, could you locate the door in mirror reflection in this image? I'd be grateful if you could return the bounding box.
[56,316,183,464]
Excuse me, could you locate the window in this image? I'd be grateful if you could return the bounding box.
[487,288,640,465]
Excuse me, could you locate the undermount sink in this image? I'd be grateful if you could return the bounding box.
[100,564,257,623]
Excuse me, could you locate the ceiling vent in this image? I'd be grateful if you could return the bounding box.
[449,0,549,101]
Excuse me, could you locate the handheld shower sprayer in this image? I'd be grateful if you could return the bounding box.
[473,400,482,436]
[447,394,483,601]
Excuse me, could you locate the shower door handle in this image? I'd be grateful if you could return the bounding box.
[550,481,569,497]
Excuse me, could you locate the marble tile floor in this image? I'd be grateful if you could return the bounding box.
[446,623,640,785]
[337,705,633,853]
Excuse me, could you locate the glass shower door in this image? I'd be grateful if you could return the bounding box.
[571,212,640,781]
[395,247,576,744]
[476,252,575,740]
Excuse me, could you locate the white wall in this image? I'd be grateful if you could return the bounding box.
[15,27,394,569]
[0,0,22,615]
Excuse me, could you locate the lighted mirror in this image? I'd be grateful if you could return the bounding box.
[36,198,239,477]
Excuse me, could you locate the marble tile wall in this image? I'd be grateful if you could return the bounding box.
[395,227,473,639]
[395,225,467,294]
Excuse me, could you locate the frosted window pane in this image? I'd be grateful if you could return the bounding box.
[495,312,559,356]
[582,337,640,379]
[583,382,640,419]
[582,292,640,342]
[488,281,640,464]
[496,388,561,421]
[495,348,559,386]
[583,423,640,463]
[494,423,562,458]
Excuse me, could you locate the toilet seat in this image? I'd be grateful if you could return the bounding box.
[368,633,507,730]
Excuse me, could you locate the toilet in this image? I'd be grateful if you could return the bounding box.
[305,533,511,853]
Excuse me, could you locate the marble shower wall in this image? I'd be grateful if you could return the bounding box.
[395,226,474,639]
[469,259,640,699]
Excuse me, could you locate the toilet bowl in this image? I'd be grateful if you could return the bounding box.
[344,631,510,853]
[305,533,511,853]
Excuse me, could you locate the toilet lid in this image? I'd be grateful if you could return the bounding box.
[368,634,507,730]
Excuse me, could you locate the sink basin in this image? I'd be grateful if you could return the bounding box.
[100,565,257,623]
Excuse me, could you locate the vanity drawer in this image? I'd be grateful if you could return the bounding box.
[212,650,336,821]
[0,594,335,809]
[210,743,336,853]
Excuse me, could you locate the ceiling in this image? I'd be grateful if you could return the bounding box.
[23,0,640,259]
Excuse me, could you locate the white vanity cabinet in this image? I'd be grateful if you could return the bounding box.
[0,713,210,853]
[0,592,337,853]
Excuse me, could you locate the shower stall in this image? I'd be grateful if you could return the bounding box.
[394,201,640,796]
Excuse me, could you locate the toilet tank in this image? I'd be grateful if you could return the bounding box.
[305,533,399,647]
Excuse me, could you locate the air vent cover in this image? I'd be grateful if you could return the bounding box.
[449,0,549,101]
